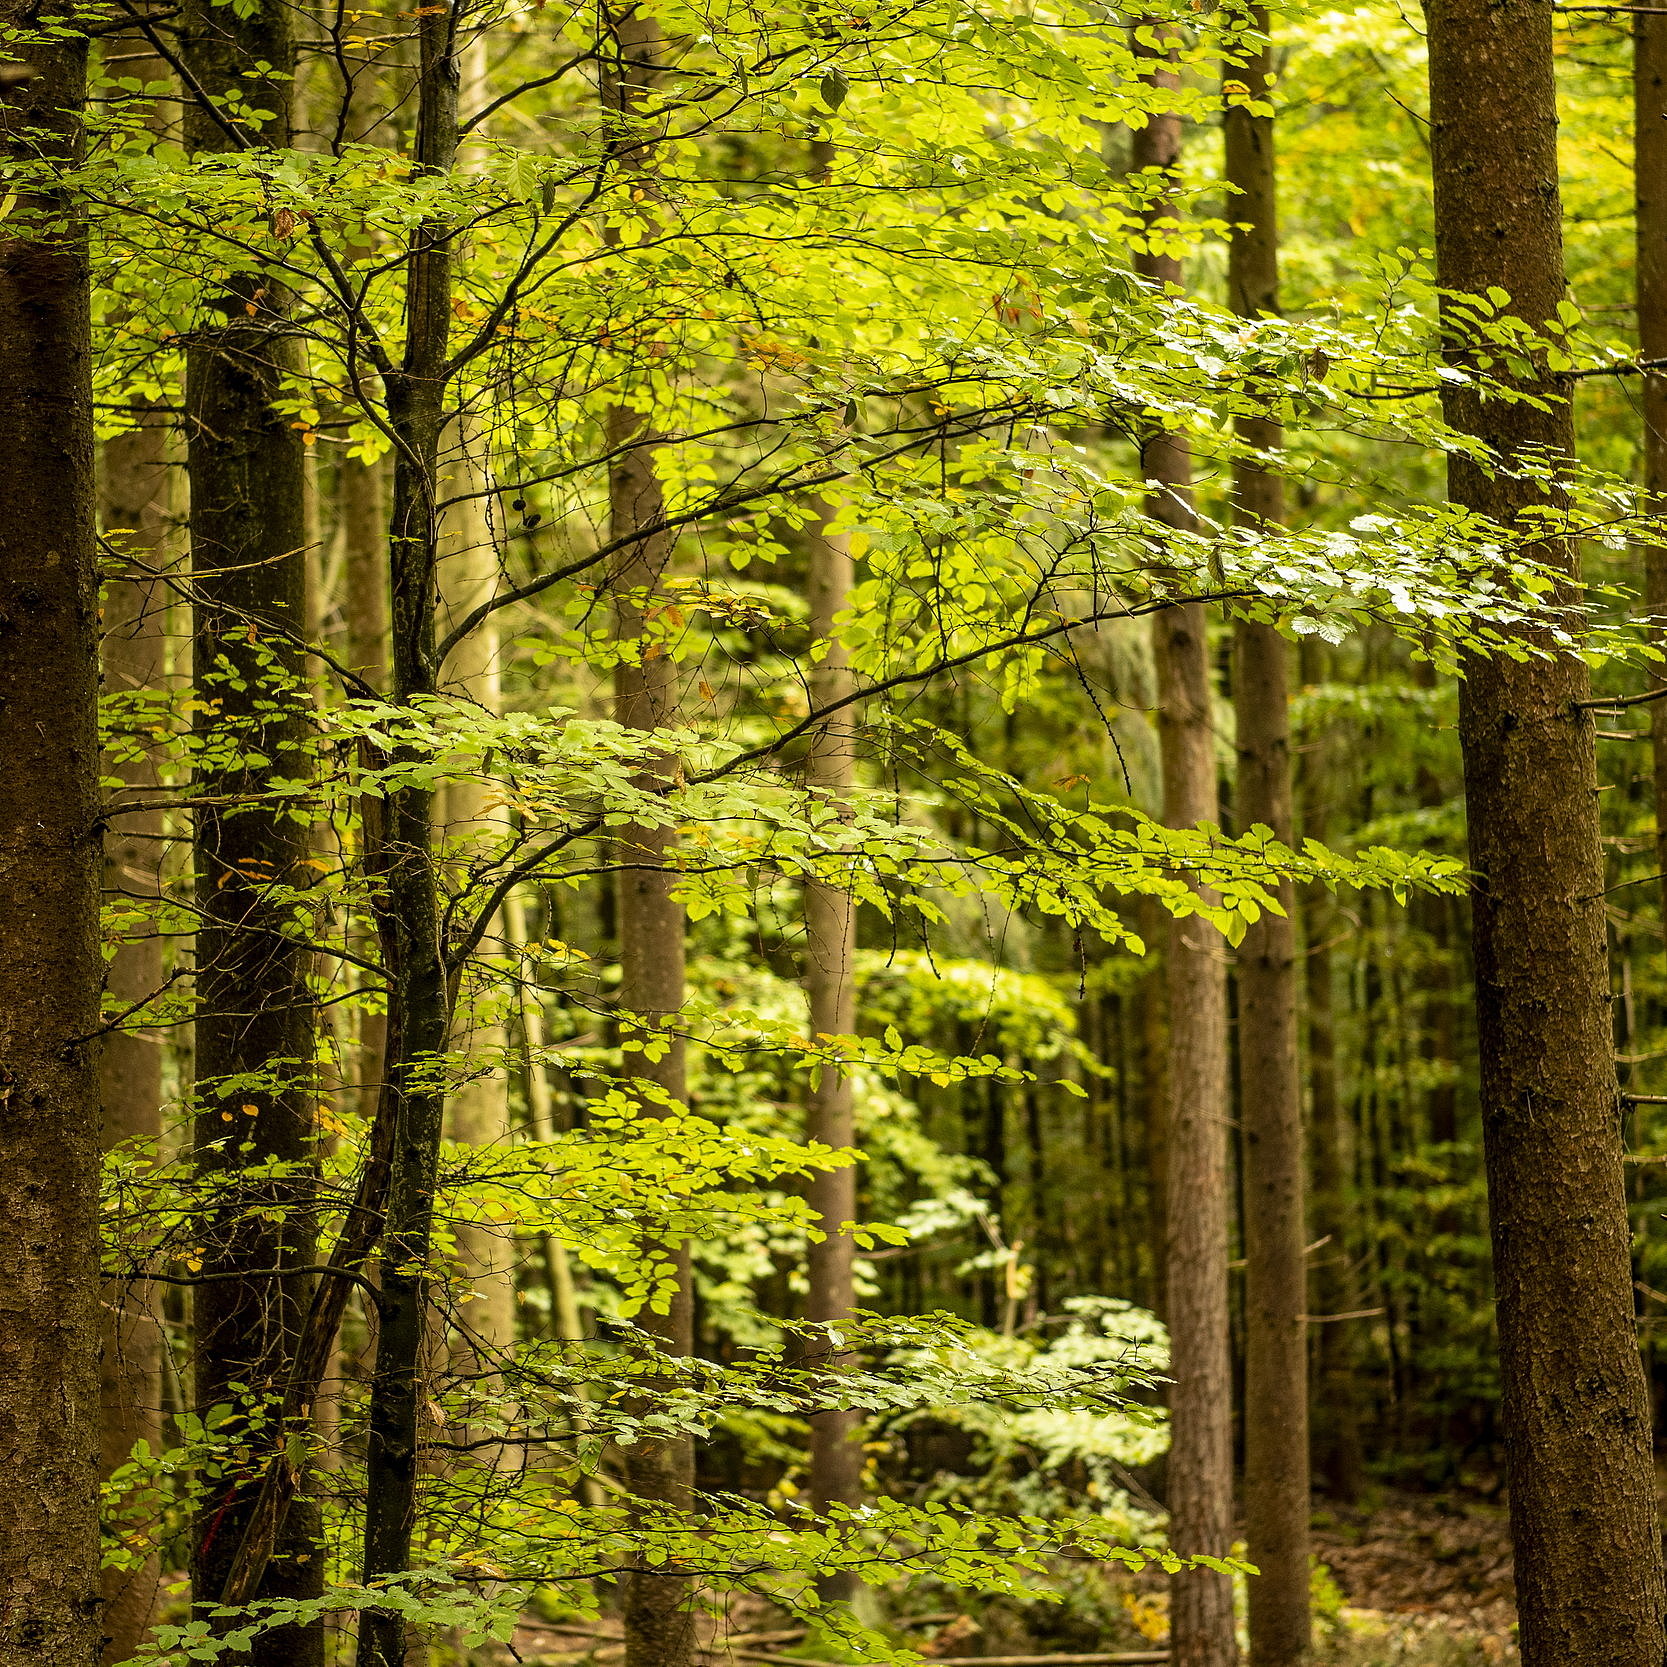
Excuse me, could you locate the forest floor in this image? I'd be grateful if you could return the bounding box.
[507,1493,1522,1666]
[1310,1492,1516,1664]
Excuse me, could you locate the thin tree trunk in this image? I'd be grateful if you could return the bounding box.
[803,516,863,1603]
[0,13,103,1660]
[1428,4,1666,1661]
[1132,27,1236,1667]
[1225,19,1310,1665]
[99,408,172,1666]
[596,10,696,1664]
[356,0,462,1656]
[1638,9,1667,936]
[610,343,698,1667]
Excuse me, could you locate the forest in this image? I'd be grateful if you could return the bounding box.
[6,0,1667,1663]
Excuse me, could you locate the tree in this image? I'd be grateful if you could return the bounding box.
[99,358,171,1667]
[803,509,863,1604]
[1224,12,1310,1665]
[1427,1,1666,1660]
[0,4,103,1658]
[1132,22,1236,1666]
[179,0,323,1646]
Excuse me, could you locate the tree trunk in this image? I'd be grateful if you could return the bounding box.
[440,423,518,1383]
[180,0,324,1646]
[597,11,697,1664]
[1639,8,1667,943]
[1428,4,1666,1661]
[0,15,103,1663]
[1132,27,1236,1666]
[1225,19,1310,1666]
[356,2,461,1657]
[99,408,172,1666]
[610,370,698,1667]
[803,516,863,1604]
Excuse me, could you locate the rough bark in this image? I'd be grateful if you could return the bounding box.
[181,0,324,1645]
[356,1,461,1657]
[99,409,172,1666]
[1132,27,1236,1666]
[803,517,863,1604]
[1428,3,1666,1661]
[1638,10,1667,937]
[0,16,103,1662]
[1225,18,1310,1665]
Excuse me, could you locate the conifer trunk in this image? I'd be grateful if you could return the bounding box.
[803,517,863,1601]
[1224,18,1310,1664]
[99,408,171,1666]
[0,14,103,1660]
[1132,27,1236,1666]
[180,0,323,1645]
[1428,4,1666,1660]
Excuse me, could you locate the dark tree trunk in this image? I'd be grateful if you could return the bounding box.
[1225,18,1311,1665]
[0,9,104,1658]
[181,0,323,1649]
[356,5,460,1661]
[1428,3,1666,1660]
[1132,27,1236,1666]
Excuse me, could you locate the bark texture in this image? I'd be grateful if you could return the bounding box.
[0,14,105,1660]
[1132,29,1235,1666]
[356,3,461,1657]
[803,518,863,1603]
[182,0,324,1646]
[1428,4,1666,1661]
[99,411,172,1665]
[1225,18,1310,1665]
